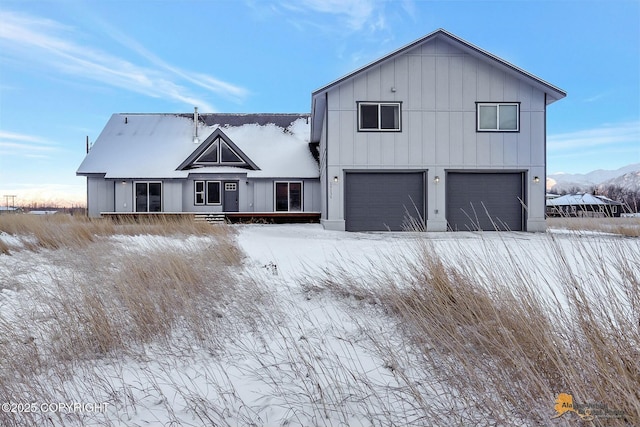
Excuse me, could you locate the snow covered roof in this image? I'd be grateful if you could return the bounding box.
[77,113,318,179]
[546,193,623,206]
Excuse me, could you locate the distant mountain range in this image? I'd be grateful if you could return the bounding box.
[547,163,640,193]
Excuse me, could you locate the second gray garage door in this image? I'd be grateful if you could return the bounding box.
[446,172,524,231]
[345,172,425,231]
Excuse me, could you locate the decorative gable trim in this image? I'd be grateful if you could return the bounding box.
[177,128,259,171]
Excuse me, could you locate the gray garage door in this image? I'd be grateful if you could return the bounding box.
[446,172,524,231]
[345,172,425,231]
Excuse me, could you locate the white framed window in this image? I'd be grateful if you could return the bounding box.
[477,103,519,132]
[194,181,205,205]
[194,180,221,205]
[358,102,401,131]
[274,181,303,212]
[135,182,162,212]
[612,205,617,214]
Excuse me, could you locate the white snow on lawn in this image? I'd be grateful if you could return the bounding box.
[1,224,637,426]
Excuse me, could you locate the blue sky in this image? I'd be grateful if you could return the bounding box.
[0,0,638,206]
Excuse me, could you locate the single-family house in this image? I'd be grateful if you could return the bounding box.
[311,28,565,231]
[546,193,623,218]
[77,113,321,220]
[78,28,566,231]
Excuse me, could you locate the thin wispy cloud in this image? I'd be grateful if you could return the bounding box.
[89,18,250,102]
[0,130,58,158]
[583,91,611,103]
[298,0,380,32]
[548,121,640,152]
[0,10,248,112]
[280,0,388,33]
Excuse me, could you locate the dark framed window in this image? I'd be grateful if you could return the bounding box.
[358,102,401,131]
[275,182,302,212]
[477,103,520,132]
[207,181,221,204]
[194,180,221,205]
[135,182,162,212]
[195,137,245,165]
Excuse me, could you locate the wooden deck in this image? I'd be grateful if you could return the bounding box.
[99,212,321,224]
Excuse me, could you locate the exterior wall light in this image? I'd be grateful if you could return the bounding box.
[533,176,540,183]
[333,176,339,183]
[433,176,440,184]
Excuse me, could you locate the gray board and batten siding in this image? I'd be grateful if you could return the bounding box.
[311,29,566,232]
[78,113,321,218]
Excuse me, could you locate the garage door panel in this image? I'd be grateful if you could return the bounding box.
[446,172,524,231]
[345,172,425,232]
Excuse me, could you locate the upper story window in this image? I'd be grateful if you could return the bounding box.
[358,102,401,131]
[195,136,245,165]
[477,103,519,132]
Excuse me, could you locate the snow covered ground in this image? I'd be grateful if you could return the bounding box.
[0,224,638,426]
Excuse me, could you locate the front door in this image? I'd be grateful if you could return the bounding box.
[223,181,239,212]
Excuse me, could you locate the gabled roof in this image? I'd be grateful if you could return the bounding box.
[77,113,318,179]
[311,28,567,142]
[546,193,623,206]
[177,128,259,171]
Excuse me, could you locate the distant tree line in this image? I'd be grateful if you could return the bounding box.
[595,185,640,213]
[10,204,87,216]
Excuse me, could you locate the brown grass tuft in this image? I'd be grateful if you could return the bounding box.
[304,235,640,425]
[547,216,640,236]
[0,214,232,253]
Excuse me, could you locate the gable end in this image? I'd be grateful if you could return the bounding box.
[177,128,260,171]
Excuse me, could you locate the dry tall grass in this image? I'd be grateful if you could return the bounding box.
[303,233,640,425]
[0,215,260,427]
[547,216,640,237]
[0,214,219,253]
[2,216,638,426]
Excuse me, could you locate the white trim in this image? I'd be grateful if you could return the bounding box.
[194,180,205,205]
[193,180,222,205]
